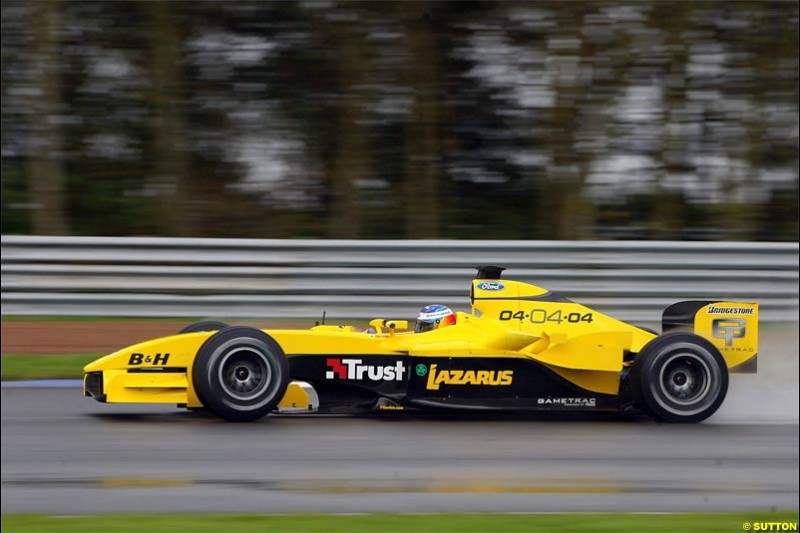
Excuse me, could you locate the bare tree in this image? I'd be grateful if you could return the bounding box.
[28,0,68,235]
[402,5,441,238]
[326,18,367,238]
[145,1,192,236]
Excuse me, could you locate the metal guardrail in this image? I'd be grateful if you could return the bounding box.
[1,235,798,322]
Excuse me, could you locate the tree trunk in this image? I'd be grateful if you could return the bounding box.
[29,0,68,235]
[327,25,366,238]
[403,7,441,238]
[145,1,192,236]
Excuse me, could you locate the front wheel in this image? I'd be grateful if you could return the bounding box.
[179,321,229,334]
[632,332,728,423]
[192,327,289,422]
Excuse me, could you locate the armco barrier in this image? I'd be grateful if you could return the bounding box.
[1,236,797,321]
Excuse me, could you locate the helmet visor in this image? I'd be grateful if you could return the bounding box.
[415,320,436,333]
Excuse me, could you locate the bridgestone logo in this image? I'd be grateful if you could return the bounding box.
[325,358,406,381]
[707,306,754,315]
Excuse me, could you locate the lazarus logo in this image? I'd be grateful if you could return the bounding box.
[325,358,406,381]
[425,364,513,390]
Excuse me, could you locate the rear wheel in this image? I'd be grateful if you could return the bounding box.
[192,326,289,422]
[632,332,728,423]
[179,321,229,334]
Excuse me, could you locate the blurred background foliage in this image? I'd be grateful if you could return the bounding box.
[1,1,797,240]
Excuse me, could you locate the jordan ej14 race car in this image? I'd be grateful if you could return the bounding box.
[83,267,758,423]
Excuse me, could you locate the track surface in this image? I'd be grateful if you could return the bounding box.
[2,387,797,514]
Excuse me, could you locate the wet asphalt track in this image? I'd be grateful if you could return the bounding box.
[1,386,798,514]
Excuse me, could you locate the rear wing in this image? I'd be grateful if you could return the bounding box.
[662,301,758,373]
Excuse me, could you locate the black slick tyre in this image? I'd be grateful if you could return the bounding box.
[180,321,229,334]
[632,331,728,424]
[192,326,289,422]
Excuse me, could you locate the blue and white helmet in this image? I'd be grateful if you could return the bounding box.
[415,304,456,333]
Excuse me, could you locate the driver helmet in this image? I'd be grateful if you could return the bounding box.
[415,304,456,333]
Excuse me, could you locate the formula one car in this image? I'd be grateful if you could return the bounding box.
[83,267,758,423]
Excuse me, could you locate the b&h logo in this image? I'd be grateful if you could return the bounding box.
[128,353,170,365]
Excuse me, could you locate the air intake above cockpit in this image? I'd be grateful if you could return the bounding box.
[475,265,506,280]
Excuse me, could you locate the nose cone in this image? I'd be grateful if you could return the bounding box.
[83,350,123,373]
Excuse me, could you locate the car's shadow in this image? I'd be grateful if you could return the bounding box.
[89,408,649,425]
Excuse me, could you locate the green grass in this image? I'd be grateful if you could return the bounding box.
[1,512,797,533]
[0,354,101,380]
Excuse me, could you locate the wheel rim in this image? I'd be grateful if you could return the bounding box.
[218,347,272,401]
[649,342,722,418]
[659,353,710,405]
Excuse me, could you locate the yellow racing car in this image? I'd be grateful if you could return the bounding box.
[83,266,758,423]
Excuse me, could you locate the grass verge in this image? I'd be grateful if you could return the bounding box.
[1,354,101,380]
[1,512,798,533]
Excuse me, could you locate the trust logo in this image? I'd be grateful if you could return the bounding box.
[325,358,405,381]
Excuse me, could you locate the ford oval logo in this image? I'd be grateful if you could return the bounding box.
[476,281,504,291]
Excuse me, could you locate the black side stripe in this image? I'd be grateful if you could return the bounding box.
[473,292,574,303]
[127,367,187,374]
